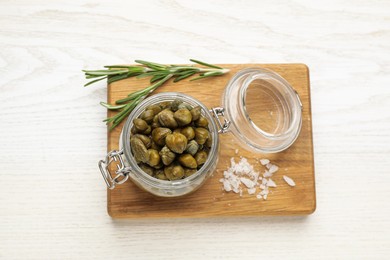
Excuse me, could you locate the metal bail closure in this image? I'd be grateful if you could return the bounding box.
[210,107,231,133]
[98,149,131,189]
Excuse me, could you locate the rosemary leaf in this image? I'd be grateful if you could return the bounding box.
[189,59,223,69]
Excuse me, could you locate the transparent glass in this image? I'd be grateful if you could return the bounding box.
[222,68,302,153]
[120,92,220,197]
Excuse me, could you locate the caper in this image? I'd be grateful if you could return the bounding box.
[195,127,209,145]
[159,146,176,166]
[152,127,172,146]
[131,137,149,163]
[144,126,152,135]
[147,149,161,167]
[195,116,208,128]
[174,108,192,126]
[139,163,155,176]
[146,105,162,115]
[181,126,195,140]
[173,128,182,134]
[131,126,137,134]
[132,134,151,148]
[150,142,161,151]
[185,140,199,156]
[184,168,197,177]
[159,101,172,109]
[165,132,188,154]
[190,106,201,121]
[170,99,183,112]
[151,115,161,129]
[164,164,185,180]
[155,170,168,180]
[178,154,197,169]
[152,161,164,169]
[195,150,208,166]
[133,118,149,133]
[206,134,212,148]
[178,103,193,110]
[158,109,178,128]
[140,109,154,123]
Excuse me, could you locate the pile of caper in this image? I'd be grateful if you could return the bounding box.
[130,99,212,181]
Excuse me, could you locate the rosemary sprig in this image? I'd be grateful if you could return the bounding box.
[83,59,229,130]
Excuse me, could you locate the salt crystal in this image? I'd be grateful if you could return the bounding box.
[235,149,239,154]
[240,177,255,189]
[248,188,256,195]
[256,194,263,199]
[223,180,232,192]
[268,164,279,174]
[283,175,296,187]
[267,178,277,188]
[263,171,272,178]
[263,194,268,200]
[260,159,270,165]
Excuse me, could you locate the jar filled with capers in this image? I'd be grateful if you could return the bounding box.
[99,69,303,197]
[101,93,220,197]
[130,98,212,181]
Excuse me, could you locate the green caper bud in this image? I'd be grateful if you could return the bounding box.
[131,137,149,163]
[155,170,168,180]
[159,146,176,166]
[173,128,182,134]
[147,149,161,167]
[144,126,152,135]
[170,99,183,112]
[195,150,208,166]
[164,164,185,180]
[181,126,195,140]
[132,134,151,148]
[184,168,197,177]
[178,103,193,110]
[185,140,199,156]
[133,118,149,133]
[139,163,155,176]
[131,126,137,134]
[165,132,188,154]
[153,161,164,169]
[190,106,201,121]
[158,110,178,128]
[140,109,154,123]
[159,101,172,109]
[152,127,172,146]
[195,116,208,128]
[178,154,197,169]
[195,127,209,145]
[206,134,212,148]
[146,105,162,115]
[150,142,161,151]
[174,108,192,126]
[151,115,161,129]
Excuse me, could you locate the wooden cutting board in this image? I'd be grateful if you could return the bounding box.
[106,64,316,218]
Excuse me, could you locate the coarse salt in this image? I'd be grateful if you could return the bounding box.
[220,157,296,201]
[260,159,269,165]
[283,175,296,187]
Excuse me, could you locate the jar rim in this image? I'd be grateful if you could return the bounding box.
[121,92,219,189]
[222,68,302,153]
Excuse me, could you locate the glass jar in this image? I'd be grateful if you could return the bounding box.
[99,68,302,197]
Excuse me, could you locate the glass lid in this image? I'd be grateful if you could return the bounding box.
[221,68,303,153]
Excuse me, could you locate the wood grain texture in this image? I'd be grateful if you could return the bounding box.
[107,64,316,218]
[0,0,389,259]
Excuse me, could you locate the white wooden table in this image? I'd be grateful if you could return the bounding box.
[1,0,389,259]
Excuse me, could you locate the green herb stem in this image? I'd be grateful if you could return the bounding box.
[83,59,229,130]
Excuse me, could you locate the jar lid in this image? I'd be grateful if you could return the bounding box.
[221,68,302,153]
